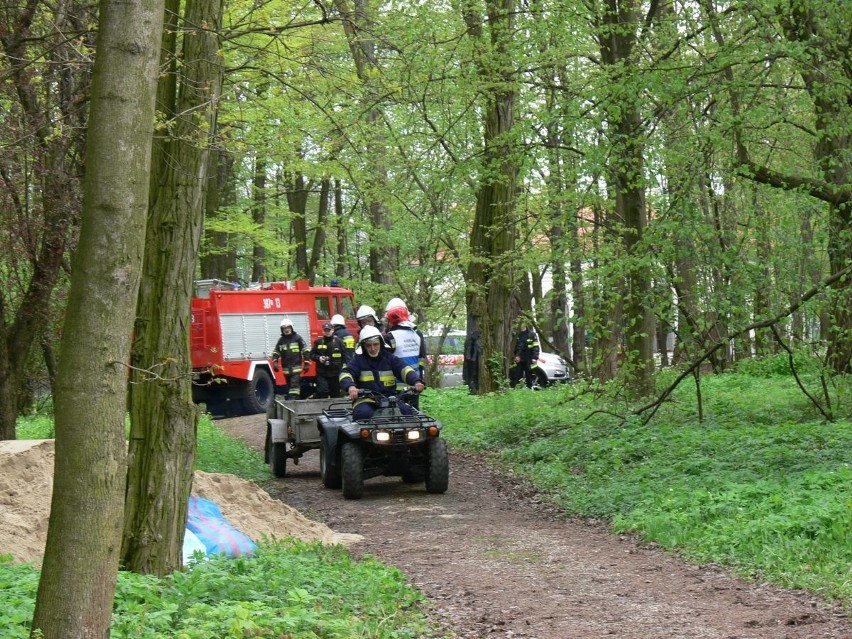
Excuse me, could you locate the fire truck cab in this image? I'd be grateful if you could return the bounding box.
[190,279,359,415]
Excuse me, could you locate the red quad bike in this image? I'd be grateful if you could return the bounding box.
[317,389,450,499]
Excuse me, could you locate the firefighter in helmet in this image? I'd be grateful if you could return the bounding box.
[310,321,346,398]
[509,316,540,389]
[339,325,425,421]
[272,318,309,400]
[330,313,356,363]
[356,304,380,329]
[383,297,427,409]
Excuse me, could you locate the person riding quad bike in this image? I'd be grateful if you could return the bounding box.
[339,325,424,420]
[318,325,448,499]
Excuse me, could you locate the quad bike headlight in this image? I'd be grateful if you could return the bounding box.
[406,430,421,441]
[375,430,391,442]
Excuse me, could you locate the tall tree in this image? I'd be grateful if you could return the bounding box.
[462,0,521,393]
[30,0,164,633]
[591,0,657,394]
[334,0,398,284]
[122,0,224,575]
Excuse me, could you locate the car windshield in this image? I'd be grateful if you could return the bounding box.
[425,334,465,355]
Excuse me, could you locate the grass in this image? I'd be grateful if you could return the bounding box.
[6,361,851,632]
[2,412,442,639]
[425,367,852,610]
[1,542,434,639]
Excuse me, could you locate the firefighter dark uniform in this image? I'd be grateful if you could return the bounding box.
[272,321,309,400]
[339,326,424,420]
[310,323,346,398]
[330,313,356,363]
[509,325,540,389]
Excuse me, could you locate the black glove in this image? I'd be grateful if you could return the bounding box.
[272,361,279,372]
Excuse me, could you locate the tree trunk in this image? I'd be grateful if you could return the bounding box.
[308,177,332,282]
[122,0,222,576]
[0,1,89,439]
[200,146,238,281]
[31,0,163,634]
[287,166,310,278]
[334,179,347,278]
[462,0,520,393]
[779,4,852,373]
[596,0,656,395]
[252,155,268,282]
[334,0,397,285]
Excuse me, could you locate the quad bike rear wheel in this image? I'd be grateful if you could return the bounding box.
[320,431,341,489]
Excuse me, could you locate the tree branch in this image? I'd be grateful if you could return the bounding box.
[635,262,852,423]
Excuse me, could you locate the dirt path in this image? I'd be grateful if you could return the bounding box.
[216,414,851,639]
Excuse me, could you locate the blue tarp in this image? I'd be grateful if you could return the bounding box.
[184,496,256,562]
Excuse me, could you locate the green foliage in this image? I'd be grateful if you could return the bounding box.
[430,373,852,609]
[0,557,39,634]
[734,350,824,378]
[14,415,54,439]
[1,541,438,639]
[194,415,269,482]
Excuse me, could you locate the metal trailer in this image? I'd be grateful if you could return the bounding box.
[265,396,333,477]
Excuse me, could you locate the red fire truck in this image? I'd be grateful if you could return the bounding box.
[190,279,359,415]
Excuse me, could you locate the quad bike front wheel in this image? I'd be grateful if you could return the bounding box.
[425,437,449,494]
[341,441,364,499]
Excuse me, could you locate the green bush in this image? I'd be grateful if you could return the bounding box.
[1,541,438,639]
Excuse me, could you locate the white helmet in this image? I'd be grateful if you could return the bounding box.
[330,313,346,326]
[358,324,385,347]
[385,297,407,313]
[280,319,293,329]
[356,305,379,322]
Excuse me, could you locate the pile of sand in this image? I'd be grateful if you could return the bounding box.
[0,439,361,566]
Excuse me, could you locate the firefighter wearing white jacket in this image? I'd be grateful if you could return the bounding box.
[384,298,426,409]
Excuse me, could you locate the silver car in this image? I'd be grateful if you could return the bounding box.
[534,350,570,386]
[424,332,570,388]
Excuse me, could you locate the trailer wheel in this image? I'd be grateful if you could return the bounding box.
[242,368,274,415]
[270,441,287,478]
[264,423,271,463]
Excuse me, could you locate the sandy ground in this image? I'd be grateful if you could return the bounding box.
[0,439,361,567]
